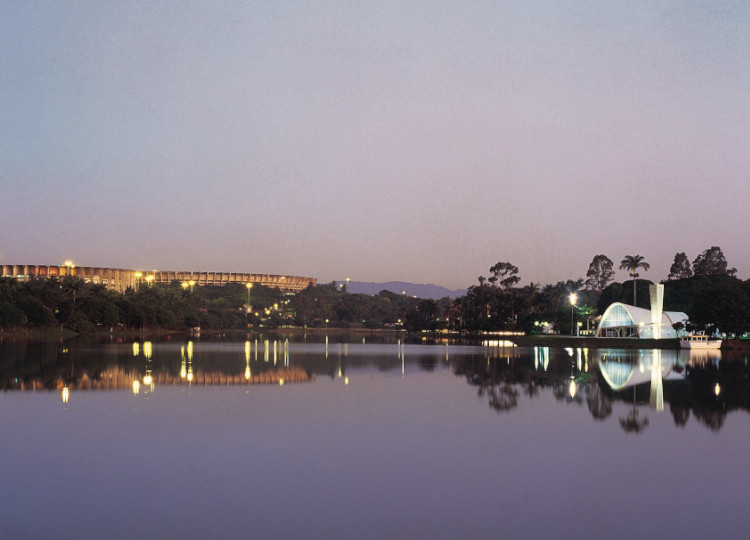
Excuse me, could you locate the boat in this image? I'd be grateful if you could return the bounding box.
[680,334,722,349]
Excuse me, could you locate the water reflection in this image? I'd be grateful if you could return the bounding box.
[1,337,749,432]
[451,344,750,433]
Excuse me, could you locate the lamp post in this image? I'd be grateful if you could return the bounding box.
[569,292,578,336]
[134,272,142,292]
[246,282,253,305]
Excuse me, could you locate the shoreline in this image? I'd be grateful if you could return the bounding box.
[3,325,749,350]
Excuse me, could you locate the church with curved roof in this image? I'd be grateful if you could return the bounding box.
[596,302,688,338]
[595,283,688,339]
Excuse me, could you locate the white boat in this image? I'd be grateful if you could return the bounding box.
[680,334,722,349]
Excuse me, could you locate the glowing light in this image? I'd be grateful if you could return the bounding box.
[180,345,187,379]
[61,386,69,404]
[568,379,577,398]
[279,378,284,386]
[132,380,140,395]
[344,377,349,385]
[482,340,517,347]
[132,342,140,357]
[245,366,251,380]
[569,292,577,306]
[143,341,152,359]
[143,374,153,386]
[714,383,721,396]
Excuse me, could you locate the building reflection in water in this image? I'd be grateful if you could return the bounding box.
[597,349,696,433]
[450,343,744,432]
[5,339,746,433]
[534,347,549,371]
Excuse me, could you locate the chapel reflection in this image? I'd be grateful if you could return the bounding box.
[451,345,750,433]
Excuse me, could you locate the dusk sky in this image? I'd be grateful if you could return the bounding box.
[2,1,748,290]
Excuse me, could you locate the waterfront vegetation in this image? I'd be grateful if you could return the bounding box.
[1,247,749,337]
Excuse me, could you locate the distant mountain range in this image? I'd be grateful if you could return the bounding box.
[334,280,466,300]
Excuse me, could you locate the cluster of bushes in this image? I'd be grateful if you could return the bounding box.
[0,277,279,333]
[0,276,453,334]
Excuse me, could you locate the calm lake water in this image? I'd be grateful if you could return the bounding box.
[2,334,749,539]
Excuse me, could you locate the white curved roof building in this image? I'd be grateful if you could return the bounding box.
[596,302,688,339]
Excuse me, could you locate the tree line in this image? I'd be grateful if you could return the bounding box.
[459,246,749,336]
[1,246,748,336]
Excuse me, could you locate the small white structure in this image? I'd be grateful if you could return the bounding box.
[680,334,722,349]
[596,284,688,339]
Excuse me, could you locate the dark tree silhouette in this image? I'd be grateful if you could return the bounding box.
[693,246,736,276]
[667,252,693,280]
[585,254,615,292]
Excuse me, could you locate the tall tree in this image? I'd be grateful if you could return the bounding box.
[693,246,736,276]
[488,262,520,289]
[585,255,615,291]
[667,252,693,280]
[619,254,650,307]
[416,299,439,322]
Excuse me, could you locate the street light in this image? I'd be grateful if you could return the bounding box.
[246,282,253,305]
[569,292,578,336]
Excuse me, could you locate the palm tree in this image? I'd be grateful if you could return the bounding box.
[619,254,650,307]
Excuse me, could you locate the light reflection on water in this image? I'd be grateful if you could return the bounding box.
[1,337,749,539]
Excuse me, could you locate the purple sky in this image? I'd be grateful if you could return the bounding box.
[2,1,748,289]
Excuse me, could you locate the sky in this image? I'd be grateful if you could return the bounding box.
[2,1,749,290]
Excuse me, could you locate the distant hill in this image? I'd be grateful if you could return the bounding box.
[334,280,466,300]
